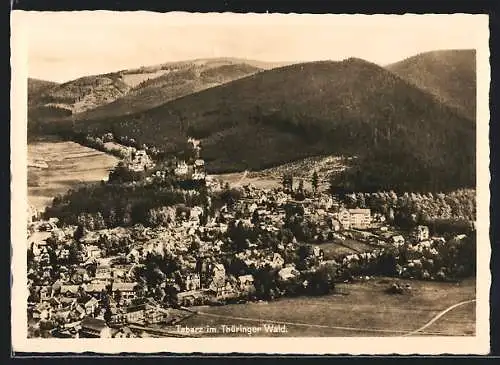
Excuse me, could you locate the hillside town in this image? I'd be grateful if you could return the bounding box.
[27,136,476,339]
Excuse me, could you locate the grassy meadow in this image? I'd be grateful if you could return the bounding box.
[28,138,119,211]
[174,278,475,337]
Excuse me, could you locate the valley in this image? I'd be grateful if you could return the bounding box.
[25,49,478,340]
[180,278,476,337]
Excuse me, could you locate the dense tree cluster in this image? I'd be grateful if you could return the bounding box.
[337,232,476,281]
[330,145,475,192]
[44,182,208,229]
[333,189,475,234]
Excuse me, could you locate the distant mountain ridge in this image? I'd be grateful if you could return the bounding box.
[386,49,476,121]
[28,78,58,103]
[27,57,290,124]
[71,62,263,122]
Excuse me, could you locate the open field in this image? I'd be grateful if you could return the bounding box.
[28,138,119,211]
[171,278,475,337]
[318,239,379,260]
[211,171,282,190]
[212,155,348,192]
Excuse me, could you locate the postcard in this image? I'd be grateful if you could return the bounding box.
[11,11,491,355]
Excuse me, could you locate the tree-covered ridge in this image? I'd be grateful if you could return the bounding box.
[28,78,59,103]
[386,49,476,121]
[69,58,474,191]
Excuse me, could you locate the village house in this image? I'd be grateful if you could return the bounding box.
[176,289,209,306]
[110,265,132,280]
[278,266,300,282]
[190,206,204,222]
[412,225,430,242]
[144,304,170,324]
[39,286,52,302]
[126,248,142,263]
[60,285,80,297]
[183,273,201,291]
[51,227,67,243]
[112,282,139,305]
[79,316,112,338]
[209,263,226,290]
[347,208,372,229]
[193,159,206,177]
[391,235,405,246]
[37,220,57,232]
[80,231,101,245]
[316,195,334,210]
[53,307,72,324]
[123,304,146,324]
[56,248,70,261]
[68,303,86,321]
[174,160,189,176]
[31,302,53,320]
[337,209,351,230]
[328,218,342,232]
[372,213,387,224]
[94,264,112,282]
[84,297,99,315]
[27,204,39,224]
[312,246,324,260]
[85,245,102,259]
[128,149,154,172]
[337,208,372,230]
[84,282,107,296]
[237,274,255,294]
[268,252,285,269]
[214,281,240,302]
[70,267,91,284]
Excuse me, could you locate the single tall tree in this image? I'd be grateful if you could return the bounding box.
[312,171,319,194]
[282,174,293,192]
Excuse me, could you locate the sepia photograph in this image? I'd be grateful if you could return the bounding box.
[10,11,490,354]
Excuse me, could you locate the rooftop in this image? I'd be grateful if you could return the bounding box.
[81,316,108,331]
[348,208,371,214]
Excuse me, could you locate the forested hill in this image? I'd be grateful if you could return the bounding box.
[72,57,475,191]
[386,49,476,121]
[28,78,59,102]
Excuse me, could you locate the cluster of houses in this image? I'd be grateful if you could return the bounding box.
[26,182,343,338]
[336,223,473,282]
[125,149,155,173]
[27,134,475,338]
[26,217,197,338]
[174,137,207,181]
[174,159,206,181]
[27,174,473,338]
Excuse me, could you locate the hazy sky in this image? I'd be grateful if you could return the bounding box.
[12,11,487,83]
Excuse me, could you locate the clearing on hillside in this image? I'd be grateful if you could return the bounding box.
[28,138,119,211]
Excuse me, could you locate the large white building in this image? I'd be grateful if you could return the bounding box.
[338,208,372,230]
